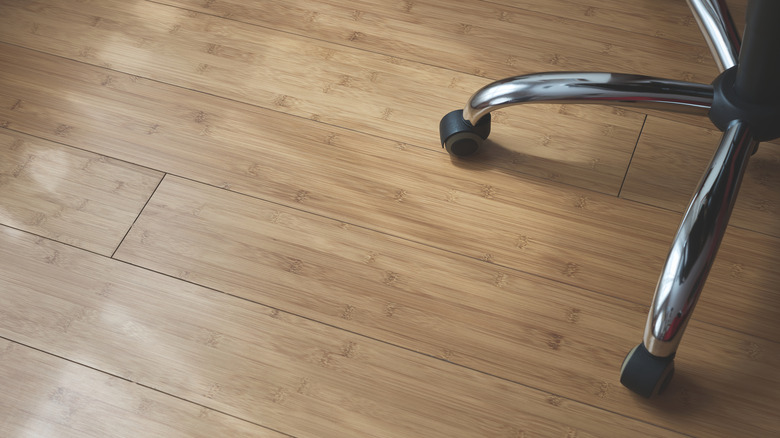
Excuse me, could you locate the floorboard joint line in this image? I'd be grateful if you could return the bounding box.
[618,114,647,198]
[111,173,167,259]
[0,223,107,259]
[0,336,297,438]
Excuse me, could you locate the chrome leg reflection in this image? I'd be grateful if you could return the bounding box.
[643,121,758,358]
[463,72,713,126]
[687,0,741,72]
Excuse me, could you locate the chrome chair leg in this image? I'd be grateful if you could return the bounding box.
[621,121,757,397]
[643,121,757,357]
[439,73,713,157]
[687,0,741,72]
[464,72,713,124]
[439,0,779,399]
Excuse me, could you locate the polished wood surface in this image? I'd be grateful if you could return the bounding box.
[0,130,162,255]
[1,228,690,437]
[0,338,287,438]
[1,0,777,437]
[622,116,780,237]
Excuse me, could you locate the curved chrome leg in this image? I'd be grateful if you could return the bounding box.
[463,72,713,126]
[687,0,741,72]
[643,121,757,358]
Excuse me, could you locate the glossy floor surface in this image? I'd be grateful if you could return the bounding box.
[1,0,778,436]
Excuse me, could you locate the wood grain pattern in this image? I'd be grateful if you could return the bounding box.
[491,0,747,45]
[153,0,737,132]
[0,0,656,194]
[145,0,719,81]
[0,130,162,255]
[111,176,780,436]
[1,0,778,436]
[0,340,286,438]
[0,226,691,438]
[621,117,780,237]
[153,0,770,141]
[2,43,776,342]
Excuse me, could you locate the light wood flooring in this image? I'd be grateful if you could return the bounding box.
[1,0,778,436]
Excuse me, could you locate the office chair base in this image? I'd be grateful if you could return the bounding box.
[619,343,675,398]
[440,109,491,157]
[710,67,780,141]
[458,72,713,128]
[440,0,778,401]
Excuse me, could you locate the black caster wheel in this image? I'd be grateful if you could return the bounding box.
[439,109,491,157]
[619,343,675,398]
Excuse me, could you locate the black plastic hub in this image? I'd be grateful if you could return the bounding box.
[709,66,780,142]
[439,110,491,149]
[448,137,480,156]
[620,343,675,398]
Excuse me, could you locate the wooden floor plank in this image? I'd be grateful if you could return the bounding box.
[155,0,766,141]
[0,340,287,438]
[1,44,777,343]
[0,0,662,194]
[0,226,692,438]
[489,0,747,46]
[2,1,778,435]
[135,0,719,81]
[621,117,780,237]
[0,130,162,255]
[109,175,780,437]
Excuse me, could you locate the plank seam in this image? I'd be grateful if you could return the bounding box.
[618,114,647,197]
[0,336,297,438]
[111,173,167,259]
